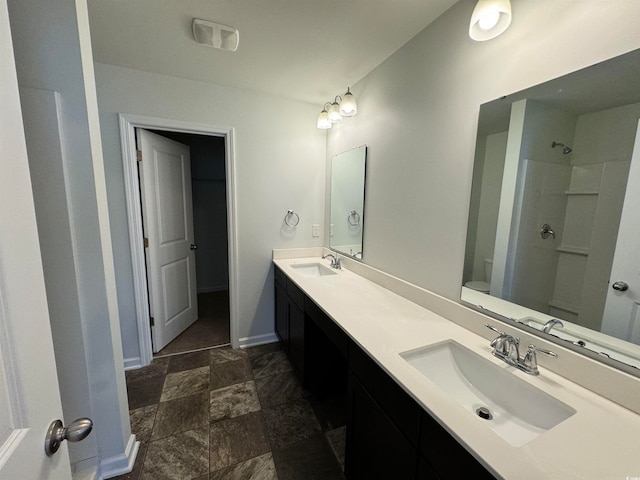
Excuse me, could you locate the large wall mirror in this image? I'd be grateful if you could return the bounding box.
[463,48,640,376]
[330,145,367,259]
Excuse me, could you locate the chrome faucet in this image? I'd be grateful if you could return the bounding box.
[486,324,557,376]
[543,318,564,334]
[322,253,342,269]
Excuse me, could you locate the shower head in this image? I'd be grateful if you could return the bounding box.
[552,141,572,154]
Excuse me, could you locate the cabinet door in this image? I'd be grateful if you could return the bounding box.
[346,372,417,480]
[288,297,305,380]
[275,280,289,350]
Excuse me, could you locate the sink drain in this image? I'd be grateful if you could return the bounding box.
[476,406,493,420]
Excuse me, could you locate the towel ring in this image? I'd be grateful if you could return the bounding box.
[284,209,300,227]
[348,210,361,226]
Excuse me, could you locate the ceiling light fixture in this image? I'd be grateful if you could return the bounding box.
[469,0,512,41]
[317,87,358,129]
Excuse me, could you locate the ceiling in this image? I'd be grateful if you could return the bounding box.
[87,0,458,106]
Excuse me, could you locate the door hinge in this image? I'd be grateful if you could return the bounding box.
[144,237,149,248]
[137,149,143,162]
[150,316,154,327]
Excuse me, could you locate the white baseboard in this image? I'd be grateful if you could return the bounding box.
[99,434,139,479]
[123,356,142,370]
[239,333,278,349]
[197,286,228,294]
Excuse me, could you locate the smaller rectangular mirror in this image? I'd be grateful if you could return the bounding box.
[330,145,367,259]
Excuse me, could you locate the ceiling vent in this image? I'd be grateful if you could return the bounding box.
[192,19,239,52]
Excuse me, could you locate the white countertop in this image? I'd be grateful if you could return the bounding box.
[274,255,640,480]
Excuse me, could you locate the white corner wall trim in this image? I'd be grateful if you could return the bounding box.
[239,333,279,349]
[118,114,240,365]
[123,356,142,371]
[99,434,139,480]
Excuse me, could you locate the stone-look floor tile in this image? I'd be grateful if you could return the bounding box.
[272,435,345,480]
[245,342,281,359]
[151,391,209,441]
[325,426,346,471]
[210,357,252,390]
[127,376,166,411]
[255,370,305,408]
[211,347,249,365]
[209,453,277,480]
[210,381,261,421]
[130,405,157,444]
[168,350,212,373]
[126,358,170,410]
[126,357,169,383]
[262,398,322,449]
[209,412,270,472]
[161,366,210,402]
[142,426,209,480]
[250,351,292,379]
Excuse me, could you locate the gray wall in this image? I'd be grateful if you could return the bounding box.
[94,63,326,363]
[326,0,640,302]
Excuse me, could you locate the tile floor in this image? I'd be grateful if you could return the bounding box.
[155,292,231,356]
[115,343,346,480]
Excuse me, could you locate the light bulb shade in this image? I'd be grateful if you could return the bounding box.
[469,0,511,41]
[339,90,357,117]
[317,109,332,129]
[328,101,342,123]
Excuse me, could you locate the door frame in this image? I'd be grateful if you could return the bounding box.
[119,114,239,366]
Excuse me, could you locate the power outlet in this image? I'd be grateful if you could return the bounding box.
[312,224,320,237]
[330,224,334,237]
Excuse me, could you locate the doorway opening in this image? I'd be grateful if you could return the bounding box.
[119,114,239,368]
[145,129,230,356]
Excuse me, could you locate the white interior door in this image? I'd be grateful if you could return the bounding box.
[601,120,640,343]
[138,129,199,352]
[0,0,71,475]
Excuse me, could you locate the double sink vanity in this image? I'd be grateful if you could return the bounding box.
[273,248,640,479]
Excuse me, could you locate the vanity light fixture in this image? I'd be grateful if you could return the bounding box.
[317,87,358,129]
[469,0,512,41]
[339,87,358,117]
[327,98,343,123]
[317,104,332,129]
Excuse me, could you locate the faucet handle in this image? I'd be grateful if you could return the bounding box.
[521,344,557,375]
[485,324,506,336]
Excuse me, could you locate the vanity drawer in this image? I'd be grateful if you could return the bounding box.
[348,341,421,447]
[419,411,495,479]
[304,297,348,357]
[286,278,305,309]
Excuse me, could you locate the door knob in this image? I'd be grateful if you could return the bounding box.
[612,281,629,292]
[45,417,93,456]
[190,244,198,250]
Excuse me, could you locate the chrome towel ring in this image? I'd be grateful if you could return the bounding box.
[284,209,300,227]
[348,210,361,226]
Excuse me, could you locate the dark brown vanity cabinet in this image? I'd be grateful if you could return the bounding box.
[274,265,348,389]
[346,342,496,480]
[274,265,496,480]
[274,266,305,379]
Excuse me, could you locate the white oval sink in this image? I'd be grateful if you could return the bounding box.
[400,340,576,447]
[291,262,338,278]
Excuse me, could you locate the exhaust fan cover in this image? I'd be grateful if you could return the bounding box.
[192,19,239,51]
